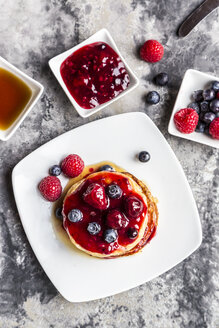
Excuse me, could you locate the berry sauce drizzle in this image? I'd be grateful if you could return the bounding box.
[63,172,147,255]
[60,42,130,109]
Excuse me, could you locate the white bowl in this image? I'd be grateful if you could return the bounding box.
[0,56,44,141]
[168,69,219,149]
[49,28,139,118]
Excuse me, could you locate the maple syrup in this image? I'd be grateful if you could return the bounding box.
[0,67,32,130]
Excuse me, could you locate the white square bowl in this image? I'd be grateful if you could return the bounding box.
[168,69,219,149]
[0,56,44,141]
[49,28,139,118]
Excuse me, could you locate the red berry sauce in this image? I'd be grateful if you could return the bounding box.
[63,172,147,255]
[60,42,130,109]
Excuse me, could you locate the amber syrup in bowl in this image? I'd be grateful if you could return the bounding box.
[0,67,32,130]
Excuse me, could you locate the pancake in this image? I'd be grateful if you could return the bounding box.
[62,170,158,258]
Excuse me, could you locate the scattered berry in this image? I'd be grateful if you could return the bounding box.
[106,184,122,199]
[209,118,219,139]
[61,154,84,178]
[140,40,164,63]
[146,91,160,104]
[55,207,63,220]
[106,210,129,229]
[83,183,108,210]
[87,222,101,235]
[155,72,168,86]
[203,89,215,101]
[138,151,150,163]
[124,196,144,218]
[200,101,209,113]
[68,209,83,222]
[195,122,206,133]
[202,112,216,124]
[192,90,203,102]
[211,81,219,92]
[99,164,115,172]
[174,108,199,134]
[209,99,219,113]
[49,165,61,176]
[188,102,200,114]
[127,227,138,239]
[104,229,118,243]
[39,176,62,202]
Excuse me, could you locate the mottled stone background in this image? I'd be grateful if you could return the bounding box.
[0,0,219,327]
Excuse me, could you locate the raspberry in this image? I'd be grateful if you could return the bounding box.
[61,154,84,178]
[39,176,62,202]
[140,40,164,63]
[209,118,219,139]
[83,183,108,210]
[174,108,199,134]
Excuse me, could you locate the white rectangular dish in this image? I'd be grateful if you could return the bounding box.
[49,28,139,118]
[12,112,202,302]
[168,69,219,148]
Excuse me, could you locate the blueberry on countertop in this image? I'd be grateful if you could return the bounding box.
[146,91,160,104]
[192,90,203,102]
[55,207,63,220]
[209,99,219,113]
[104,229,118,243]
[99,164,115,172]
[202,112,216,124]
[49,165,61,176]
[87,222,101,235]
[203,89,215,101]
[138,151,150,163]
[106,184,122,199]
[154,72,169,86]
[68,209,83,222]
[211,81,219,92]
[127,227,138,239]
[188,102,200,114]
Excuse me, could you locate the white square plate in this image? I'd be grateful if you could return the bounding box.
[49,28,139,118]
[12,112,202,302]
[168,69,219,149]
[0,56,44,141]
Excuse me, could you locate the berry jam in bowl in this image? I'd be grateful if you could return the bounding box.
[168,69,219,149]
[49,28,139,118]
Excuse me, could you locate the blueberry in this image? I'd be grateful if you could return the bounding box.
[188,102,200,114]
[68,209,83,222]
[203,89,215,101]
[49,165,61,176]
[195,122,206,133]
[211,81,219,92]
[138,151,150,163]
[87,222,101,235]
[209,99,219,113]
[204,125,210,135]
[127,227,138,239]
[146,91,160,105]
[99,165,115,172]
[106,184,122,199]
[154,72,168,86]
[200,101,209,113]
[55,207,63,220]
[104,229,118,243]
[202,112,216,124]
[192,90,203,102]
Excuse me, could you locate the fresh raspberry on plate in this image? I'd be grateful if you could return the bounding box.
[39,176,62,202]
[83,183,108,210]
[174,108,199,134]
[209,118,219,139]
[61,154,84,178]
[140,40,164,63]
